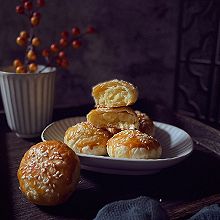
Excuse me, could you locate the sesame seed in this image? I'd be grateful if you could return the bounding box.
[46,189,49,192]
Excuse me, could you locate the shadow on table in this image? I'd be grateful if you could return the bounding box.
[0,132,14,219]
[39,148,220,219]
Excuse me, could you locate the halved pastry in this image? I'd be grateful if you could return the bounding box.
[92,79,138,108]
[64,122,111,156]
[135,110,155,136]
[87,107,139,130]
[107,130,162,159]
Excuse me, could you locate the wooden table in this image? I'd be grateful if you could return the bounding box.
[1,101,220,220]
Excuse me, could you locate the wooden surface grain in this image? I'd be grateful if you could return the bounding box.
[1,103,220,220]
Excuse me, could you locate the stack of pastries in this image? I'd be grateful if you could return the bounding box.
[64,79,162,159]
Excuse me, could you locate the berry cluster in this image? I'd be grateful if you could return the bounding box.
[14,0,95,73]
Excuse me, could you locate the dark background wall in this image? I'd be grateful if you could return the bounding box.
[0,0,178,108]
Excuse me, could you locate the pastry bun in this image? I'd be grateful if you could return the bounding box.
[107,130,162,159]
[17,140,80,206]
[92,79,138,108]
[64,122,111,156]
[87,107,139,130]
[135,110,155,136]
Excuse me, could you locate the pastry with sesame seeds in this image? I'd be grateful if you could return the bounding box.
[135,110,155,136]
[17,140,80,206]
[92,79,138,108]
[107,130,162,159]
[64,122,112,156]
[87,107,139,131]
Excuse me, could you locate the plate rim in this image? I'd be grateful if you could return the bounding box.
[41,116,194,163]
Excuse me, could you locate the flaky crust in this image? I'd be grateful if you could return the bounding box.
[135,110,155,136]
[107,130,162,159]
[64,122,111,156]
[87,107,139,130]
[17,141,80,206]
[92,79,138,108]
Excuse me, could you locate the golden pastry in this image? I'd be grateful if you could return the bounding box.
[135,110,155,136]
[107,130,162,159]
[87,107,139,130]
[64,122,111,156]
[92,79,138,107]
[17,140,80,206]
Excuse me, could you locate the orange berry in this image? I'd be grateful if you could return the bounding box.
[59,38,68,47]
[16,66,26,73]
[56,57,62,66]
[58,51,66,58]
[16,36,26,46]
[60,59,69,69]
[28,63,38,73]
[16,5,24,14]
[86,26,96,34]
[32,12,41,18]
[60,31,68,39]
[72,40,81,48]
[42,49,50,57]
[31,16,40,26]
[24,1,32,10]
[37,0,45,7]
[71,27,80,36]
[27,50,37,61]
[50,44,59,53]
[13,59,23,68]
[32,37,41,47]
[20,31,29,40]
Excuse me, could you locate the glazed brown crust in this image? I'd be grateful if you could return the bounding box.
[92,79,138,108]
[64,122,111,155]
[107,130,162,159]
[17,140,80,206]
[87,107,139,130]
[135,110,155,136]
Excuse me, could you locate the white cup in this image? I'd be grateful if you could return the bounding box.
[0,66,56,138]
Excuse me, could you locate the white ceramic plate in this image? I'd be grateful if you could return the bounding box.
[41,117,193,175]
